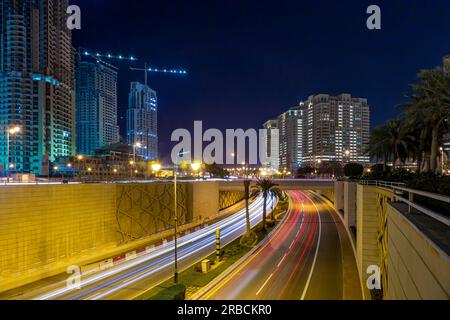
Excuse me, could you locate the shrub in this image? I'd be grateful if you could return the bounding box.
[344,163,364,179]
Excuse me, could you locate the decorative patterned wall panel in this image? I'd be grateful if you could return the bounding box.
[115,183,189,244]
[219,191,244,210]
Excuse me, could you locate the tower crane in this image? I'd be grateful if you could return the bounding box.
[79,48,188,87]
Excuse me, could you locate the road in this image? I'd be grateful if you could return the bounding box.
[7,194,274,300]
[196,190,361,300]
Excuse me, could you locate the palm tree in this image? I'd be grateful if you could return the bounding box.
[403,68,450,173]
[367,119,415,170]
[367,125,391,171]
[251,179,283,231]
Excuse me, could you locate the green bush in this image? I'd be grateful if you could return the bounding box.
[344,163,364,179]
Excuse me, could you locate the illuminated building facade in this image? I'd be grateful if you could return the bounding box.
[277,105,304,171]
[303,94,370,165]
[0,0,76,175]
[269,93,370,171]
[262,119,280,171]
[76,58,119,156]
[126,82,158,161]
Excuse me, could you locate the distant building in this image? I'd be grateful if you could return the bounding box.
[0,0,76,175]
[262,120,280,171]
[303,94,370,165]
[76,58,120,156]
[278,105,304,171]
[126,82,158,161]
[54,143,144,180]
[268,93,370,171]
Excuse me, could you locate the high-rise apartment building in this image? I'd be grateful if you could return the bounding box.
[262,119,280,171]
[278,105,305,171]
[269,93,370,171]
[76,58,119,156]
[0,0,76,175]
[126,82,158,161]
[303,94,370,165]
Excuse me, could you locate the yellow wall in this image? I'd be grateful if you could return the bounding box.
[356,185,379,299]
[0,182,219,293]
[387,205,450,300]
[0,184,118,277]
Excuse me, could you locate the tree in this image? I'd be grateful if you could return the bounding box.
[296,166,315,178]
[251,179,283,231]
[366,119,415,171]
[403,68,450,173]
[344,163,364,179]
[205,162,229,178]
[317,161,344,177]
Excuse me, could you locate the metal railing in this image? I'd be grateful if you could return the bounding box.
[359,180,406,188]
[359,180,450,227]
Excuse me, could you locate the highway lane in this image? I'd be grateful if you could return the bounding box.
[196,190,346,300]
[15,194,275,300]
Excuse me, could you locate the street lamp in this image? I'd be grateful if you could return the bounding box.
[172,151,192,284]
[190,162,202,177]
[6,126,21,182]
[152,162,162,178]
[440,147,444,174]
[133,142,142,163]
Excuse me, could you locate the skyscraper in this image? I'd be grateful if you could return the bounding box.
[76,58,119,156]
[127,82,158,161]
[303,94,370,165]
[262,119,280,171]
[278,105,304,171]
[269,93,370,171]
[0,0,76,175]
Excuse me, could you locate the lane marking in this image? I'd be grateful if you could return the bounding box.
[277,253,287,268]
[200,192,299,299]
[256,273,274,296]
[300,192,323,300]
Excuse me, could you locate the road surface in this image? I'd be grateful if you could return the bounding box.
[196,190,362,300]
[5,195,275,300]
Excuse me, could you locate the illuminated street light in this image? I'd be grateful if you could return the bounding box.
[6,126,21,182]
[152,162,162,174]
[191,162,202,172]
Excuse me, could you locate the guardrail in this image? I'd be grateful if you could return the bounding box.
[359,180,450,227]
[359,180,406,188]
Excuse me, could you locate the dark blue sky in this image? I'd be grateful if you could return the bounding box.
[72,0,450,160]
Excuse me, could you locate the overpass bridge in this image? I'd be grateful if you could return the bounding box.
[219,179,335,192]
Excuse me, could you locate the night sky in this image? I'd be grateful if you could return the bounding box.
[71,0,450,162]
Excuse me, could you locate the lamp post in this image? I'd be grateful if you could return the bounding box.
[440,147,444,174]
[151,162,161,179]
[191,162,202,178]
[77,155,84,181]
[6,126,21,182]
